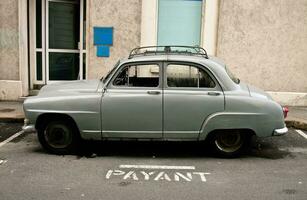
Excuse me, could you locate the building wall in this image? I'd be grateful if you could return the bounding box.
[0,0,20,80]
[87,0,142,79]
[217,0,307,93]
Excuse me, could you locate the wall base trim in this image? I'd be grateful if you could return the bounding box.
[267,91,307,106]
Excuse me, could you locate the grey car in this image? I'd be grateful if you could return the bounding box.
[23,46,288,157]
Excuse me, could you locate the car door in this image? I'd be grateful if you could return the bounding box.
[163,62,224,139]
[101,62,163,138]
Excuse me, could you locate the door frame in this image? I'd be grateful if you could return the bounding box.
[29,0,86,87]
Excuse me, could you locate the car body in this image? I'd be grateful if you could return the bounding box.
[23,46,288,157]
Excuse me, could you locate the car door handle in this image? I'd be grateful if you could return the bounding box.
[208,92,221,96]
[147,90,161,95]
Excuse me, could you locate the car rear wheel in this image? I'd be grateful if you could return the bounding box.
[210,130,249,157]
[37,120,79,154]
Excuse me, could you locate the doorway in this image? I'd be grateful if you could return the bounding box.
[30,0,86,87]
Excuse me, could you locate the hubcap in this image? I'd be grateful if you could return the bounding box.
[44,124,72,149]
[215,132,243,153]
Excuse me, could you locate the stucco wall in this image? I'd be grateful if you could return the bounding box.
[0,0,19,80]
[87,0,142,79]
[217,0,307,92]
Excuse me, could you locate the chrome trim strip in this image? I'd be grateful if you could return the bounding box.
[83,130,101,133]
[164,131,199,134]
[201,112,265,131]
[102,130,162,134]
[28,109,98,114]
[101,130,197,134]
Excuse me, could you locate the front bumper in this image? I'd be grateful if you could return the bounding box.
[22,125,35,133]
[22,118,36,133]
[273,126,288,136]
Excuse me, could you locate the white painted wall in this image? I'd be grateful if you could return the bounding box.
[202,0,219,55]
[140,0,158,46]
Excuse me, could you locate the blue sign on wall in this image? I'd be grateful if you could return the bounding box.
[93,27,113,57]
[94,27,113,45]
[96,46,110,57]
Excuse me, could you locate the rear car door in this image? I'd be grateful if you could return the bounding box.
[101,62,163,138]
[163,62,224,139]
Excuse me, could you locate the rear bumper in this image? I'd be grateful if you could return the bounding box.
[273,126,288,136]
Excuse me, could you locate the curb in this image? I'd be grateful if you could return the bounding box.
[0,118,24,123]
[286,120,307,131]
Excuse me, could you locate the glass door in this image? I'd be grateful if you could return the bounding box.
[46,0,85,83]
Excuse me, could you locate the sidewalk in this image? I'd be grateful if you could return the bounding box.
[0,101,306,131]
[286,107,307,131]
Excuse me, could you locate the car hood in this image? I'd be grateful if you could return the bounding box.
[38,80,101,96]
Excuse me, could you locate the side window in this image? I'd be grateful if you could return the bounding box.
[113,64,160,87]
[167,64,216,88]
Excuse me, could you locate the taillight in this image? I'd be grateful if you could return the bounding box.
[283,107,289,118]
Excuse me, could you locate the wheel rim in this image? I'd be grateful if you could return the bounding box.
[215,132,244,153]
[44,124,72,149]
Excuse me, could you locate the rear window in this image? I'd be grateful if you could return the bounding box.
[226,67,240,84]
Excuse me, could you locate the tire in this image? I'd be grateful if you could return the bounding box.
[37,120,80,155]
[210,130,249,158]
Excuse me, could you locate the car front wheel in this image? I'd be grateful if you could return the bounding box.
[37,120,79,154]
[210,130,249,157]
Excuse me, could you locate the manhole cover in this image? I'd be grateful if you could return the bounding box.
[283,189,296,195]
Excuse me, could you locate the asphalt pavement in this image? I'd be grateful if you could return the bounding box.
[0,124,307,200]
[0,122,22,142]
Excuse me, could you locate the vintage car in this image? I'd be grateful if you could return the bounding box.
[23,46,288,157]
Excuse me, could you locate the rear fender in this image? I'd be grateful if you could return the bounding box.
[199,112,273,140]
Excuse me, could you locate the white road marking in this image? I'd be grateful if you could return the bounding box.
[296,129,307,139]
[0,130,24,148]
[106,169,210,182]
[119,164,196,170]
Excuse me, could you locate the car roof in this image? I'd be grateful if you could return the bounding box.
[121,54,226,69]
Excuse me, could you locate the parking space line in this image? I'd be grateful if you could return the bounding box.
[119,165,196,170]
[296,129,307,139]
[0,130,24,148]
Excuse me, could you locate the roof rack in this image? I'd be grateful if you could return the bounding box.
[128,45,209,59]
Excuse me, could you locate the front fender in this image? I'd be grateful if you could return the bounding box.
[23,93,102,140]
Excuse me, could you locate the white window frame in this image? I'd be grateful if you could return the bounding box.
[29,0,87,86]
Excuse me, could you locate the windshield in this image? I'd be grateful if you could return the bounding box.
[102,60,120,83]
[226,66,240,84]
